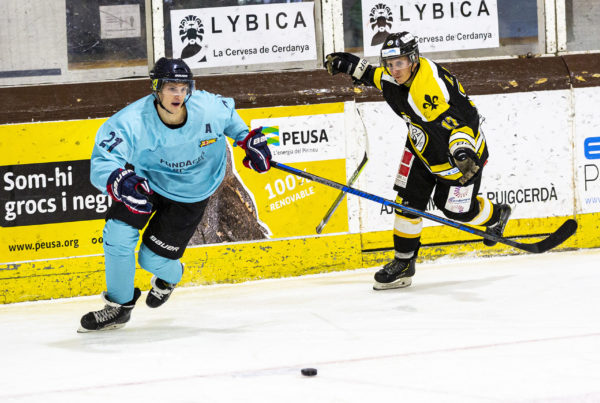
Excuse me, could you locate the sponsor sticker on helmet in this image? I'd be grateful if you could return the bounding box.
[400,33,414,42]
[381,48,401,57]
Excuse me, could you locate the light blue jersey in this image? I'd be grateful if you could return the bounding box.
[91,91,249,202]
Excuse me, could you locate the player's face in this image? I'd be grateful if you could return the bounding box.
[159,82,190,113]
[384,56,415,85]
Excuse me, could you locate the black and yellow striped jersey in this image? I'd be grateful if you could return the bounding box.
[362,57,488,184]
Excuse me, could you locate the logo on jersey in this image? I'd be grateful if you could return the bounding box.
[369,4,393,46]
[178,15,207,62]
[199,138,217,147]
[445,184,474,213]
[423,94,439,110]
[408,124,427,153]
[399,113,411,124]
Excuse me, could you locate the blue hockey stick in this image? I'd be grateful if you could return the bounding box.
[271,161,577,254]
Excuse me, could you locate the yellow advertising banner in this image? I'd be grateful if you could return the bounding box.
[1,103,348,264]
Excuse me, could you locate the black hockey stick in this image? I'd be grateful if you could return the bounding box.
[316,106,371,234]
[272,161,577,253]
[316,151,368,233]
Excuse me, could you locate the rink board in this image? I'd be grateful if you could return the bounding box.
[2,89,600,303]
[2,213,596,304]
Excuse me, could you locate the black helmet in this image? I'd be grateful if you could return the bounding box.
[150,57,195,93]
[380,32,420,69]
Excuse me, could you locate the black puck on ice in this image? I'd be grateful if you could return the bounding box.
[301,368,317,376]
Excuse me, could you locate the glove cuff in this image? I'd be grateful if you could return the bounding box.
[352,58,369,81]
[237,127,263,150]
[107,168,128,201]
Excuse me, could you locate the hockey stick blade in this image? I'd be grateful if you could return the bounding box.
[501,219,577,254]
[272,161,578,254]
[316,152,368,234]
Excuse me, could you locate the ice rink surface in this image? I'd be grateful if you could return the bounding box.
[1,249,600,403]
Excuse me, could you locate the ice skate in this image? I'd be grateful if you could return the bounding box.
[78,288,141,333]
[373,257,416,290]
[484,204,512,247]
[146,276,178,308]
[146,264,184,308]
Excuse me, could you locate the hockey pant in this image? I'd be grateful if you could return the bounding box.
[103,193,209,304]
[392,147,504,260]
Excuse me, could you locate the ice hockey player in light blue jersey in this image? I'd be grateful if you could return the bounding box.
[79,57,272,332]
[90,88,246,202]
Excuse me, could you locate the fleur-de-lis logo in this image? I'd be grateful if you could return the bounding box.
[423,94,439,110]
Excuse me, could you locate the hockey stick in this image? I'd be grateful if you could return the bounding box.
[316,151,368,233]
[316,106,370,234]
[272,161,577,253]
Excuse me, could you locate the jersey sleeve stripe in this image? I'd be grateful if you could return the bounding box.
[449,127,477,153]
[373,67,385,90]
[429,162,462,180]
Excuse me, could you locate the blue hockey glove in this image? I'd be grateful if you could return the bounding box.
[237,127,272,173]
[107,168,153,214]
[452,148,480,185]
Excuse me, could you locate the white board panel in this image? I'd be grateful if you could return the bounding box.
[574,86,600,214]
[356,90,574,233]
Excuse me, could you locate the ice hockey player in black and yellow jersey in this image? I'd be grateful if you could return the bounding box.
[324,31,511,290]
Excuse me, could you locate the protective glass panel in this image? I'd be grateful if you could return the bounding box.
[565,0,600,51]
[67,0,148,68]
[343,0,544,60]
[0,0,149,87]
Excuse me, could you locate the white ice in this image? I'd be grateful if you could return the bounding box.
[1,249,600,403]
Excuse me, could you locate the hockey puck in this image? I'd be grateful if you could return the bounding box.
[301,368,317,376]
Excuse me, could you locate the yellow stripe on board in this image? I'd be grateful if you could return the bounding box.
[362,215,586,252]
[1,232,363,304]
[237,103,344,126]
[1,212,597,304]
[362,214,594,268]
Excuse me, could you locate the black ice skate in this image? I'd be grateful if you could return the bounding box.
[146,276,178,308]
[373,257,416,290]
[146,264,183,308]
[78,288,141,333]
[484,204,512,247]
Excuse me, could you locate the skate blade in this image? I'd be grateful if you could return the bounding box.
[373,277,412,291]
[77,322,127,333]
